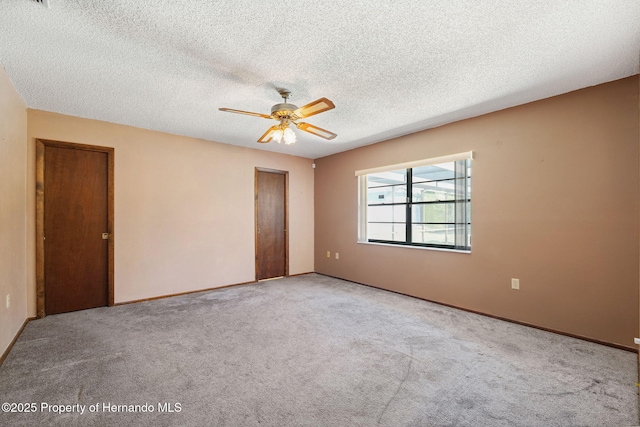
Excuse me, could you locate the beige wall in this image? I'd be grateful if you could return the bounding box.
[0,66,28,356]
[315,76,640,348]
[26,111,314,312]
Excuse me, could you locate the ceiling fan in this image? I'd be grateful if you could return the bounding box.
[219,89,337,145]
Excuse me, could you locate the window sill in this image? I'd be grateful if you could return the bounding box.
[357,240,471,254]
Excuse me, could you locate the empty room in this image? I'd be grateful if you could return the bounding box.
[1,1,640,426]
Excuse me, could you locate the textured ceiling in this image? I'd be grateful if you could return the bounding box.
[1,1,639,159]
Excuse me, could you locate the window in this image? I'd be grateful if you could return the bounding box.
[357,152,472,251]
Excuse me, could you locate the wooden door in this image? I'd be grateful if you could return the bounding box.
[44,145,109,314]
[256,170,287,280]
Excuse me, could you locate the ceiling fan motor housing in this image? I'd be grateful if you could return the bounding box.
[271,103,299,119]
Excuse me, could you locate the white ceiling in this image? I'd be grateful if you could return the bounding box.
[1,1,639,159]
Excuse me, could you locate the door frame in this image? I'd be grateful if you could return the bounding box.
[36,139,115,318]
[254,167,289,281]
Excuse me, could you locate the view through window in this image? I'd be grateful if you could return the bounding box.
[359,156,471,251]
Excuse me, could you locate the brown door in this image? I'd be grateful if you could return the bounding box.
[256,170,287,280]
[44,145,109,314]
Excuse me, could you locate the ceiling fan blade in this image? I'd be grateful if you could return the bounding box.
[258,125,281,143]
[219,108,272,119]
[296,122,337,140]
[292,98,335,119]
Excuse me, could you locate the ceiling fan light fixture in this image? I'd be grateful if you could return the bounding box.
[283,127,296,145]
[272,128,284,143]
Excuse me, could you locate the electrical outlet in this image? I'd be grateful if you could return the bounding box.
[511,278,520,290]
[326,251,330,258]
[6,294,10,309]
[335,252,339,260]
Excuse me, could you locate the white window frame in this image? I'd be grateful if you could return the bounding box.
[356,151,473,252]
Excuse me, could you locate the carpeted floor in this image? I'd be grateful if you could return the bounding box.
[0,273,637,426]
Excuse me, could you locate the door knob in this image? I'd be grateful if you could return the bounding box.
[102,233,109,240]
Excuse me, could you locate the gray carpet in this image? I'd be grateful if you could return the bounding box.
[0,273,637,426]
